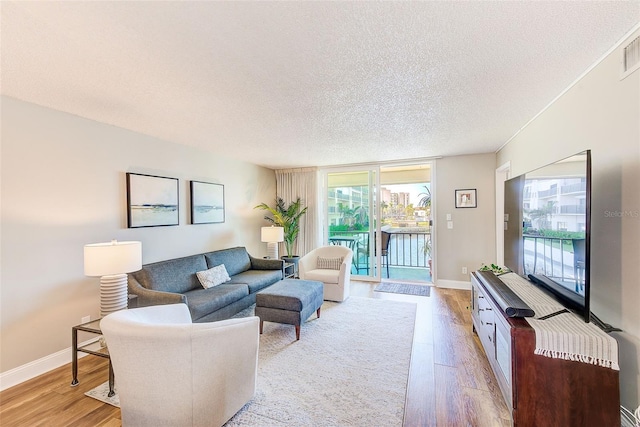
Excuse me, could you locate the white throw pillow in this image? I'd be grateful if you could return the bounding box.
[196,264,231,289]
[317,256,343,270]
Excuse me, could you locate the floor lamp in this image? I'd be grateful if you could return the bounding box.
[84,240,142,318]
[261,226,284,259]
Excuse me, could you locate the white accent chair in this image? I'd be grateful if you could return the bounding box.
[298,245,352,302]
[100,304,259,427]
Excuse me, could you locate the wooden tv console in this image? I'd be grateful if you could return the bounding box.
[470,272,620,427]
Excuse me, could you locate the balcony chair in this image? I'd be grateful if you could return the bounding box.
[355,230,391,278]
[298,245,353,302]
[100,303,259,427]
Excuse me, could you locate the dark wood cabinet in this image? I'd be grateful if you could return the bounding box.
[471,272,620,427]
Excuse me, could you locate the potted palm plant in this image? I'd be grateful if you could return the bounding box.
[255,197,308,262]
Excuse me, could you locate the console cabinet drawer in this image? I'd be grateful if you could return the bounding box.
[494,312,511,387]
[471,275,510,408]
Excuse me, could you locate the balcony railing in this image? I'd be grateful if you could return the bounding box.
[560,182,586,194]
[522,235,584,287]
[328,229,431,274]
[387,230,431,268]
[559,205,586,214]
[537,187,558,198]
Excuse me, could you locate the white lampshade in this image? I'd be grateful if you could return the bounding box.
[261,226,284,259]
[84,240,142,276]
[261,226,284,243]
[84,240,142,317]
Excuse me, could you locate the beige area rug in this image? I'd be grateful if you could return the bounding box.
[85,297,417,426]
[226,297,416,426]
[84,381,120,407]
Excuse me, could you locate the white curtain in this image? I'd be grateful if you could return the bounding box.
[275,168,320,256]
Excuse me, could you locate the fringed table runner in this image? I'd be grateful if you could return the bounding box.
[498,273,619,370]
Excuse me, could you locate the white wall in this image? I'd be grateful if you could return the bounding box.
[434,153,496,287]
[0,97,276,381]
[497,28,640,410]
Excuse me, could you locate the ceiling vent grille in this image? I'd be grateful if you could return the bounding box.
[621,35,640,80]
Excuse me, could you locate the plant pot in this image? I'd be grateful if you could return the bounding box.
[281,255,300,266]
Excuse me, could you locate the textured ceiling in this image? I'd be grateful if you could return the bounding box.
[2,2,639,169]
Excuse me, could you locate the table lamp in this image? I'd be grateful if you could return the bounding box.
[261,226,284,259]
[84,240,142,317]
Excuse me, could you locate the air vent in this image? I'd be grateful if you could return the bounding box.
[621,35,640,80]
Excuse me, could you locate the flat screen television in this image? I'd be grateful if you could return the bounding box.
[503,150,591,322]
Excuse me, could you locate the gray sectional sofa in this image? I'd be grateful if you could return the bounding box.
[127,246,284,322]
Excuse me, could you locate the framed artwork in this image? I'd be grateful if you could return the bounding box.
[190,181,225,224]
[126,173,179,228]
[455,189,477,208]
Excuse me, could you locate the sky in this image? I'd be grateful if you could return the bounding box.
[382,183,430,206]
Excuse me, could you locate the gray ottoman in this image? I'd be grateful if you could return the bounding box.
[255,279,324,341]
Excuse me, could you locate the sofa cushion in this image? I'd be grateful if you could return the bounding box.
[204,247,251,276]
[196,264,231,289]
[134,254,207,294]
[228,269,283,293]
[184,284,249,321]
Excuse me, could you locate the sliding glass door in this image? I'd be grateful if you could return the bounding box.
[323,162,433,283]
[379,164,432,283]
[325,167,380,281]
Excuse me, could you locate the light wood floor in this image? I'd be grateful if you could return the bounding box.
[0,283,510,426]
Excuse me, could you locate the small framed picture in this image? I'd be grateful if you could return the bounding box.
[455,189,477,208]
[190,181,225,224]
[127,173,179,227]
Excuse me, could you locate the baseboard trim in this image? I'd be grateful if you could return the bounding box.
[0,337,97,392]
[436,279,471,290]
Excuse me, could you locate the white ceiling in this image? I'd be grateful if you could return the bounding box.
[2,2,639,169]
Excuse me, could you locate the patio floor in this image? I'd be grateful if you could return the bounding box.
[352,265,432,284]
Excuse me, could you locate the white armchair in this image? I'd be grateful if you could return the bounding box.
[298,245,352,302]
[100,304,259,427]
